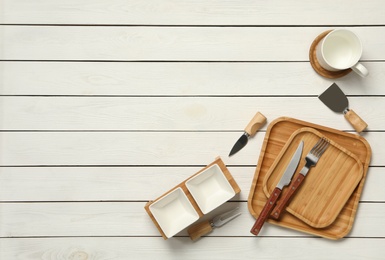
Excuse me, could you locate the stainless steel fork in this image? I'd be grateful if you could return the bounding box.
[270,137,330,219]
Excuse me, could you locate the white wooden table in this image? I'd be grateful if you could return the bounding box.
[1,1,385,259]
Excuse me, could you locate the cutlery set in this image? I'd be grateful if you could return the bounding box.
[146,81,370,240]
[251,137,330,235]
[146,29,371,240]
[249,119,370,239]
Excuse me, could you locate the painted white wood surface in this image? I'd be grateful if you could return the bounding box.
[2,0,384,25]
[1,61,384,96]
[1,1,384,259]
[0,97,382,130]
[1,27,385,61]
[0,167,383,202]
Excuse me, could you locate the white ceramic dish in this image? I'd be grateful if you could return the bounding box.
[186,164,235,214]
[149,187,199,238]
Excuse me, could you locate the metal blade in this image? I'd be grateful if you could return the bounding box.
[229,133,249,156]
[276,141,304,190]
[318,83,349,113]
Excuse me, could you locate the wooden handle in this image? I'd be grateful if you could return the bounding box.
[250,187,281,236]
[187,220,213,241]
[344,109,368,133]
[244,112,267,137]
[270,174,306,220]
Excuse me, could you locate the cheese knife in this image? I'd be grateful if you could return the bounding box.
[187,207,241,241]
[250,140,304,236]
[318,83,368,133]
[229,112,267,156]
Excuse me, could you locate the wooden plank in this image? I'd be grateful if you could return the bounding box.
[0,202,383,238]
[1,237,384,260]
[1,61,384,96]
[1,0,385,25]
[0,166,382,202]
[1,26,385,61]
[0,132,382,166]
[0,97,382,130]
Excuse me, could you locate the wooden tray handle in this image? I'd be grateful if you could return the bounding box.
[344,109,368,133]
[250,187,282,235]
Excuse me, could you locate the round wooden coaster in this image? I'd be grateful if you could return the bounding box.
[309,30,352,79]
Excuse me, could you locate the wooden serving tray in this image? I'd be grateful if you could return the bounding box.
[263,127,363,228]
[248,117,371,239]
[145,157,240,239]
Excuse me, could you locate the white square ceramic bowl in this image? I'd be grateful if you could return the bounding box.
[186,164,235,214]
[149,187,199,238]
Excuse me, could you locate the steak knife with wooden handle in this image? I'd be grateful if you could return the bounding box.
[270,138,329,220]
[250,141,303,236]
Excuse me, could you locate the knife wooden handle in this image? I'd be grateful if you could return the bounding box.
[250,187,282,236]
[187,220,213,241]
[244,112,267,137]
[344,109,367,133]
[270,174,306,220]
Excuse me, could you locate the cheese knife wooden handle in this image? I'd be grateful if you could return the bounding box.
[187,220,213,241]
[344,109,368,133]
[250,187,282,235]
[244,112,267,137]
[270,174,305,220]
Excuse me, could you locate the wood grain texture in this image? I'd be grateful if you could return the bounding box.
[1,0,385,259]
[250,187,282,235]
[344,109,368,133]
[1,202,384,238]
[1,27,385,61]
[0,131,384,166]
[0,97,382,130]
[2,0,385,25]
[0,237,384,260]
[244,112,267,136]
[0,167,383,202]
[249,118,371,239]
[2,62,385,96]
[187,220,213,240]
[264,128,364,228]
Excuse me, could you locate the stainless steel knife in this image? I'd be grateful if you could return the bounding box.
[250,140,304,236]
[229,112,267,156]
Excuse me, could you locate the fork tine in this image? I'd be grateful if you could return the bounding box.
[310,138,323,154]
[316,138,329,157]
[312,138,329,157]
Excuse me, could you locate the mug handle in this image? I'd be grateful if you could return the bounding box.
[351,63,369,77]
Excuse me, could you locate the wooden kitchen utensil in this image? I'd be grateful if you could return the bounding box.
[188,207,241,241]
[248,117,371,240]
[264,128,363,228]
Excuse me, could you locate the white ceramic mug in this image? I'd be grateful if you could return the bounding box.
[316,29,369,77]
